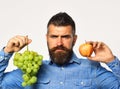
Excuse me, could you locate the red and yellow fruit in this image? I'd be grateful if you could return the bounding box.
[79,43,93,57]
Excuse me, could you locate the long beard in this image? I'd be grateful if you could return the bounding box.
[48,45,73,66]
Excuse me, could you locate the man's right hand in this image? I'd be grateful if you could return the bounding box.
[4,35,32,53]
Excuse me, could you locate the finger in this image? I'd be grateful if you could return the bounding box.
[96,42,104,48]
[10,35,32,48]
[96,42,101,48]
[91,41,98,48]
[25,36,32,45]
[86,41,97,48]
[16,35,32,45]
[13,38,23,48]
[16,35,26,44]
[25,35,28,45]
[9,38,20,47]
[27,39,32,44]
[87,56,99,62]
[15,36,27,48]
[85,41,93,44]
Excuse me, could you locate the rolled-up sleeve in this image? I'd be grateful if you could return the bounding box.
[0,48,13,86]
[107,56,120,79]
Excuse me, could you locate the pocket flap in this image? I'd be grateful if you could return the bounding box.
[37,78,50,84]
[74,79,92,86]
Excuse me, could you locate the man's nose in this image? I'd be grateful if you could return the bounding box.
[57,37,63,46]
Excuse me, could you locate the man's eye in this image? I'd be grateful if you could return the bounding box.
[50,36,57,38]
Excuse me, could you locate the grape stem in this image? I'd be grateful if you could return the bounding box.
[27,44,29,51]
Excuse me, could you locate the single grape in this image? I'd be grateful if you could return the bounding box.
[22,82,27,87]
[30,76,37,84]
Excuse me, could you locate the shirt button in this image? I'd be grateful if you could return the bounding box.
[60,82,63,84]
[61,67,64,70]
[5,57,8,60]
[0,56,3,59]
[81,81,84,85]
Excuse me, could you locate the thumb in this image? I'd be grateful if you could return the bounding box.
[26,35,32,45]
[27,39,32,44]
[87,56,98,62]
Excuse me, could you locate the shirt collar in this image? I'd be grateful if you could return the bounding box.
[69,53,81,64]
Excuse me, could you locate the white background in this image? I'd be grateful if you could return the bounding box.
[0,0,120,71]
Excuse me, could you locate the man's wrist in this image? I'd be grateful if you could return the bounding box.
[107,56,120,69]
[4,46,13,53]
[0,47,13,61]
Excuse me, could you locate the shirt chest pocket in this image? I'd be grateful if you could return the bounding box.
[38,78,50,84]
[33,78,92,89]
[73,79,92,88]
[33,78,50,89]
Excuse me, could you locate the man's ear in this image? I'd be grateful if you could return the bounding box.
[46,34,48,41]
[73,35,77,46]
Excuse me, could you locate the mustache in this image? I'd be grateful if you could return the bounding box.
[51,46,68,52]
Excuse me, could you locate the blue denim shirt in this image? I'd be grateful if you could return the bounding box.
[0,48,120,89]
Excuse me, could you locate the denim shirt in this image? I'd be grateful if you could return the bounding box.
[0,49,120,89]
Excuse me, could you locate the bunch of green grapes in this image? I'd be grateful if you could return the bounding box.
[13,50,43,87]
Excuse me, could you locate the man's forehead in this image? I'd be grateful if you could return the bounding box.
[48,25,73,34]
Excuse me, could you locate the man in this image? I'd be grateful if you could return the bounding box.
[0,12,120,89]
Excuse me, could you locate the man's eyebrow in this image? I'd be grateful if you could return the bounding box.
[48,34,72,37]
[49,34,58,36]
[61,35,71,37]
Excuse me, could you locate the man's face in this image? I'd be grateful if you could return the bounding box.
[46,24,77,65]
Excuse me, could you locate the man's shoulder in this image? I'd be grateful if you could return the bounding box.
[78,58,100,66]
[42,59,51,65]
[42,59,50,62]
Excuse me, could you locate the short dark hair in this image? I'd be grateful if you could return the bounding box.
[47,12,76,35]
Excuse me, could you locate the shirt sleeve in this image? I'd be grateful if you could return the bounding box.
[94,57,120,89]
[0,47,13,62]
[0,48,13,86]
[107,56,120,78]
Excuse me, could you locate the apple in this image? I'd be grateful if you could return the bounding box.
[79,43,93,57]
